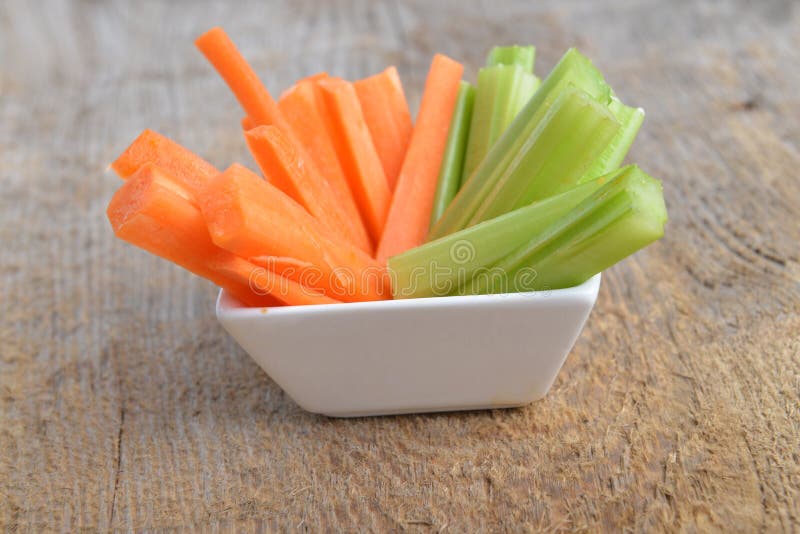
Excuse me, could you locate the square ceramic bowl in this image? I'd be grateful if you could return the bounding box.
[216,274,600,417]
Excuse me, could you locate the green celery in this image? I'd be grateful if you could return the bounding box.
[390,176,611,299]
[461,46,539,181]
[461,165,667,295]
[430,48,613,240]
[488,46,539,133]
[495,68,540,151]
[487,45,535,70]
[461,68,499,180]
[466,87,620,224]
[579,97,644,182]
[429,81,475,228]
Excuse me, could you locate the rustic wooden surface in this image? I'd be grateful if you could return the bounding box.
[2,0,799,531]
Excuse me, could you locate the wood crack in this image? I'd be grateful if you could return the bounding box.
[109,403,125,529]
[741,431,768,533]
[748,246,787,267]
[700,143,792,273]
[108,337,127,531]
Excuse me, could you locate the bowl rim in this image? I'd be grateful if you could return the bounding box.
[216,273,601,318]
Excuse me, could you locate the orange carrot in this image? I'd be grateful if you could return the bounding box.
[195,27,362,249]
[277,82,370,252]
[248,256,314,279]
[376,54,464,262]
[108,164,338,307]
[353,66,413,190]
[292,71,329,87]
[244,124,372,253]
[111,129,218,200]
[200,163,334,263]
[221,255,338,307]
[195,27,285,128]
[316,78,392,244]
[199,164,390,302]
[241,116,256,131]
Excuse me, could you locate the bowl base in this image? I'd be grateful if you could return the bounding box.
[317,400,535,418]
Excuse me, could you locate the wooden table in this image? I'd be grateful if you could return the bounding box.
[2,0,798,531]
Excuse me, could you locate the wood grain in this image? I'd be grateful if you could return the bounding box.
[1,0,798,531]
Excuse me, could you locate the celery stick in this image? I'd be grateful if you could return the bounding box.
[487,45,535,70]
[579,97,644,182]
[506,72,540,128]
[461,165,666,295]
[485,46,539,162]
[461,68,500,180]
[429,81,475,228]
[390,176,610,299]
[462,65,540,181]
[467,87,620,224]
[488,46,539,132]
[461,45,539,181]
[430,48,613,240]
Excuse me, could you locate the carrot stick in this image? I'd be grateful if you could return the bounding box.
[376,54,464,262]
[243,124,372,253]
[195,27,285,128]
[199,164,390,302]
[248,256,314,278]
[215,255,338,307]
[317,78,392,244]
[195,27,361,249]
[241,116,256,131]
[353,66,413,190]
[277,82,371,252]
[111,129,218,201]
[108,164,338,307]
[291,71,329,87]
[200,163,336,265]
[123,151,364,300]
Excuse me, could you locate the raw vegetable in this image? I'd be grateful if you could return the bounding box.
[429,48,615,240]
[195,27,364,251]
[464,165,666,294]
[199,162,336,263]
[391,174,612,299]
[277,80,368,252]
[433,87,621,240]
[461,46,539,179]
[468,87,620,222]
[390,165,666,298]
[376,53,464,262]
[294,71,329,84]
[317,77,392,244]
[107,164,338,307]
[579,97,644,182]
[486,45,535,70]
[111,129,218,201]
[108,30,667,308]
[241,116,256,131]
[244,124,372,253]
[353,66,413,191]
[429,81,475,227]
[195,27,285,128]
[198,163,389,302]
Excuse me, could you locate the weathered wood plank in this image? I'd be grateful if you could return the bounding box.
[1,0,798,531]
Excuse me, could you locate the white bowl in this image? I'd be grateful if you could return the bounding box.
[216,274,600,417]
